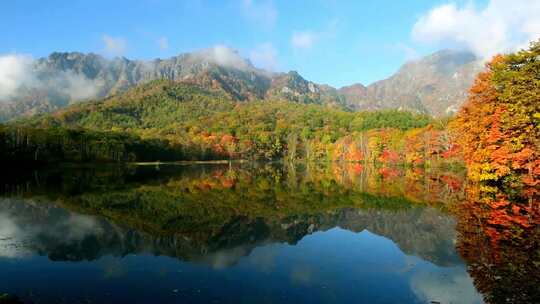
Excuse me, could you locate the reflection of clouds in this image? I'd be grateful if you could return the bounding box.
[291,265,314,286]
[248,245,279,273]
[390,254,421,274]
[410,267,484,304]
[64,214,103,241]
[0,212,29,258]
[0,199,103,258]
[199,241,281,270]
[200,245,252,269]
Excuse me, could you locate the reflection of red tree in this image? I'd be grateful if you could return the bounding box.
[378,167,399,180]
[379,149,400,164]
[221,178,236,188]
[350,163,363,175]
[455,185,540,303]
[440,174,463,192]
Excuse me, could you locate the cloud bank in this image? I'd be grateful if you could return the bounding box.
[0,54,101,103]
[0,54,36,100]
[192,45,251,70]
[412,0,540,59]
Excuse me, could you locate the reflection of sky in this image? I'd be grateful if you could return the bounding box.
[241,228,483,303]
[0,200,483,303]
[410,266,484,304]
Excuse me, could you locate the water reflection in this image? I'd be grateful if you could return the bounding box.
[0,163,485,303]
[454,185,540,303]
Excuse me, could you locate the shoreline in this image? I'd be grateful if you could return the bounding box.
[130,159,249,166]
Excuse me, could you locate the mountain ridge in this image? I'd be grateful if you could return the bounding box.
[0,47,483,121]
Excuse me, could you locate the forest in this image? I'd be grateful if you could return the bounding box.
[1,41,538,196]
[2,79,443,164]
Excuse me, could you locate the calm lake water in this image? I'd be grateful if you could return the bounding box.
[0,163,537,303]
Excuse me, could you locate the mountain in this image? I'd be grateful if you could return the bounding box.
[0,49,261,120]
[338,83,368,109]
[0,48,484,121]
[0,48,341,122]
[340,50,483,116]
[265,71,342,106]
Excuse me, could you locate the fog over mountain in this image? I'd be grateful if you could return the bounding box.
[0,46,483,121]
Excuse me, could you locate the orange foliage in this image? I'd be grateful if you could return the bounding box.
[454,183,540,303]
[451,49,539,200]
[379,149,400,164]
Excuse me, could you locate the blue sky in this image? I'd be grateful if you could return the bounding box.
[1,0,537,88]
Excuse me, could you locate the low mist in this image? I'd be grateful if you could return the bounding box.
[0,54,101,103]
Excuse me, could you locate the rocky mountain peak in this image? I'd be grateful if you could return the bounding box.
[0,47,486,121]
[338,49,483,115]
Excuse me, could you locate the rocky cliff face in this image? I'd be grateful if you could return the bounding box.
[340,50,483,116]
[265,71,342,105]
[0,48,484,121]
[0,49,332,121]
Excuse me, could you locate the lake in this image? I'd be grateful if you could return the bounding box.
[0,163,538,303]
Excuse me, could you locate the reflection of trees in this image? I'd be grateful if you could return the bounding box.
[454,185,540,303]
[322,162,466,205]
[6,163,539,301]
[0,163,467,267]
[0,199,460,268]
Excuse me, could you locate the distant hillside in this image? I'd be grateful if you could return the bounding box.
[6,79,435,162]
[0,48,343,121]
[24,79,431,135]
[339,50,483,116]
[0,48,484,121]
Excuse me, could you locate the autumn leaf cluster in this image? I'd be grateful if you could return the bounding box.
[452,40,540,198]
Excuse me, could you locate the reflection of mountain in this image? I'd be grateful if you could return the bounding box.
[0,194,460,268]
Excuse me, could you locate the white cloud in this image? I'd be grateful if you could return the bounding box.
[157,36,169,51]
[249,42,278,71]
[291,31,317,50]
[58,72,101,100]
[0,54,36,100]
[0,53,101,102]
[290,20,339,52]
[209,45,249,68]
[241,0,278,29]
[412,0,540,59]
[102,34,127,57]
[192,45,250,70]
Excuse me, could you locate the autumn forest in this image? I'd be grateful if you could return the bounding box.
[2,42,539,195]
[0,37,539,304]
